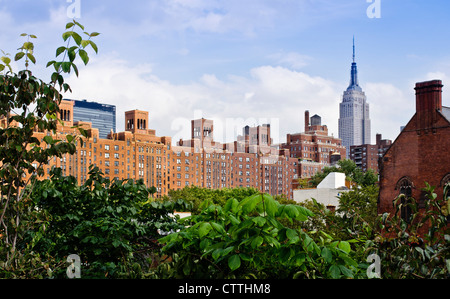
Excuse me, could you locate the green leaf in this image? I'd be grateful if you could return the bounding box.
[285,205,299,218]
[72,32,82,46]
[74,20,85,30]
[81,40,90,48]
[56,46,66,57]
[68,48,76,62]
[61,62,71,73]
[79,49,89,65]
[62,31,73,42]
[27,53,36,64]
[224,197,239,212]
[14,52,25,61]
[252,216,266,227]
[338,241,351,254]
[210,222,226,235]
[240,194,260,214]
[262,193,278,217]
[66,22,75,29]
[212,248,223,261]
[1,56,11,65]
[286,228,298,240]
[198,222,212,238]
[71,63,79,77]
[328,265,341,279]
[251,235,263,249]
[321,247,332,263]
[89,40,98,53]
[338,265,353,278]
[46,60,56,68]
[89,32,100,37]
[43,135,54,145]
[23,42,34,51]
[228,254,241,271]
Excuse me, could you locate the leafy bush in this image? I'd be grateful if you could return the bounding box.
[154,193,366,279]
[0,21,99,278]
[370,183,450,279]
[29,166,188,278]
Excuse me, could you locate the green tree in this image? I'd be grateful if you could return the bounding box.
[28,166,188,278]
[154,193,365,279]
[370,183,450,278]
[164,185,259,214]
[0,21,99,277]
[309,159,378,187]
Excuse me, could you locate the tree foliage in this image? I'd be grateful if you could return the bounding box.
[26,166,188,278]
[0,21,100,276]
[308,159,378,187]
[154,193,366,279]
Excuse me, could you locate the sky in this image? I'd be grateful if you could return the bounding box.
[1,0,450,145]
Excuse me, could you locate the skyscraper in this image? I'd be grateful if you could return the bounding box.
[69,99,117,139]
[338,38,371,157]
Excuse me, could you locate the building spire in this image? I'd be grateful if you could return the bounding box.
[347,36,362,92]
[353,35,355,63]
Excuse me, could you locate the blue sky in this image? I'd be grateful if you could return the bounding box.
[2,0,450,144]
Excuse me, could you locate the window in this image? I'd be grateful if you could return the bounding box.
[105,145,110,150]
[105,153,110,159]
[396,177,413,222]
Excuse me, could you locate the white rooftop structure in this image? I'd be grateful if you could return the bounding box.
[294,172,349,209]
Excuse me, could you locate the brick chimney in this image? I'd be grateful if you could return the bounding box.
[305,110,310,132]
[415,80,443,131]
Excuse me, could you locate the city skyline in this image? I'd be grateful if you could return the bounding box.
[2,1,450,145]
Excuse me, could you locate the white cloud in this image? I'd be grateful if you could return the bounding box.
[63,56,344,145]
[269,51,313,70]
[365,82,410,142]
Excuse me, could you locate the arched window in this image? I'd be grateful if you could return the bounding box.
[396,177,413,222]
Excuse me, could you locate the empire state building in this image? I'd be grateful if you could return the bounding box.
[338,38,371,157]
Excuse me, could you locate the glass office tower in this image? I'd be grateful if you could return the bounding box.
[68,99,116,139]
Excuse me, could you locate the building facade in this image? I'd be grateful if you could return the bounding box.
[69,99,117,139]
[349,133,392,173]
[282,110,346,178]
[30,101,172,197]
[25,103,298,199]
[174,119,298,198]
[378,80,450,227]
[338,39,371,157]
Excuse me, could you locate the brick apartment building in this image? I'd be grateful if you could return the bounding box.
[27,101,172,197]
[349,133,392,173]
[175,119,298,198]
[15,101,298,199]
[281,110,346,178]
[378,80,450,225]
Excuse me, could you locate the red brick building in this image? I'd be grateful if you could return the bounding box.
[378,80,450,223]
[281,110,346,178]
[175,119,298,198]
[350,133,391,173]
